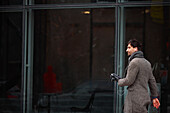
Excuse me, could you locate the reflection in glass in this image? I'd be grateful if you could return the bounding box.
[0,12,22,113]
[33,8,115,113]
[125,6,170,113]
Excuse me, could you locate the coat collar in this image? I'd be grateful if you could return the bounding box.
[128,51,144,63]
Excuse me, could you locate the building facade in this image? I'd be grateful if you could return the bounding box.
[0,0,170,113]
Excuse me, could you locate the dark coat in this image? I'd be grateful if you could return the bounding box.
[118,55,158,113]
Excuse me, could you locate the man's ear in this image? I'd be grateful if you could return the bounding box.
[134,47,138,52]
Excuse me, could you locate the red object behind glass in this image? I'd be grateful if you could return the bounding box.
[43,66,62,93]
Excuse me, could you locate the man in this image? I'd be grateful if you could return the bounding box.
[111,39,160,113]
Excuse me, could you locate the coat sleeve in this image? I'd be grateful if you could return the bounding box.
[148,71,158,97]
[118,61,139,87]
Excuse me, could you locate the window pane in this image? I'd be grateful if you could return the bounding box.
[33,8,115,113]
[0,0,22,5]
[35,0,115,4]
[125,6,170,113]
[0,12,22,113]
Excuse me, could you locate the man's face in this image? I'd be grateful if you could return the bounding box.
[126,44,138,56]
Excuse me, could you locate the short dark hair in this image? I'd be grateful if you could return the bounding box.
[128,39,142,51]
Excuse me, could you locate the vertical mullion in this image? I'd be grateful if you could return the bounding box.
[115,5,126,113]
[118,6,125,113]
[115,6,120,113]
[27,9,34,113]
[114,5,119,113]
[119,6,125,83]
[22,0,28,113]
[22,9,27,113]
[26,0,34,113]
[29,0,34,5]
[23,0,28,6]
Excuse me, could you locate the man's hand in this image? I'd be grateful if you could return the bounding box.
[153,98,160,109]
[110,73,121,82]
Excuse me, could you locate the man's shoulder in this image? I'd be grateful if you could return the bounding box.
[130,58,151,66]
[130,57,143,62]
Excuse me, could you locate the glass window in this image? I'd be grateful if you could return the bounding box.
[0,12,22,113]
[34,0,115,4]
[0,0,22,5]
[125,6,170,113]
[33,8,115,113]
